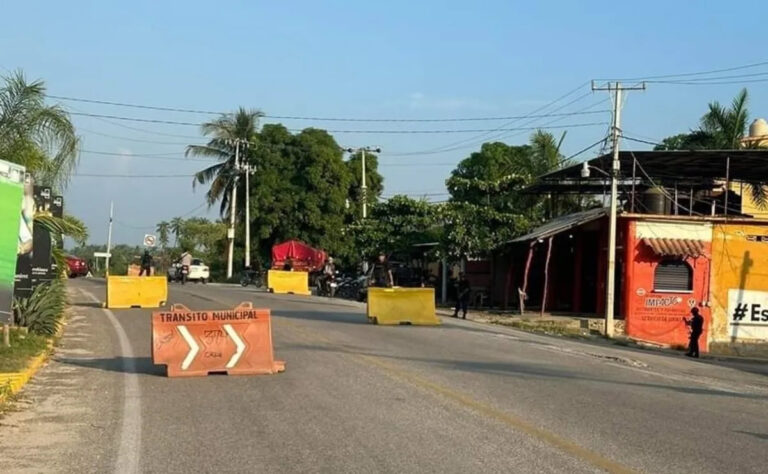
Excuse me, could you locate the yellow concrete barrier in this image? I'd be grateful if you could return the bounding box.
[106,276,168,309]
[367,287,439,325]
[267,270,311,295]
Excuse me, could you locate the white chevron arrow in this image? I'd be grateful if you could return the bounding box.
[223,324,245,369]
[177,325,199,370]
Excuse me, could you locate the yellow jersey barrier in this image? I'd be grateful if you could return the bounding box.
[267,270,311,295]
[367,287,440,325]
[106,276,168,309]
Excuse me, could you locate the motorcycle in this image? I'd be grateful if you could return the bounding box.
[316,271,338,297]
[240,268,264,288]
[180,265,189,285]
[336,273,366,301]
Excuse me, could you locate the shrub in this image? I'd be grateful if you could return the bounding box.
[13,280,66,336]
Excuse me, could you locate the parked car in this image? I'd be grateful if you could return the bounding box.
[65,255,89,278]
[167,258,210,283]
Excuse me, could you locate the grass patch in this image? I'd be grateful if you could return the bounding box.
[0,329,50,373]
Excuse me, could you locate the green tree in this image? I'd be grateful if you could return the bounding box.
[443,131,567,257]
[155,221,170,248]
[0,71,79,190]
[350,195,439,259]
[186,107,264,217]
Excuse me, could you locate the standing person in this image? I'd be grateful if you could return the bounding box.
[282,258,294,271]
[684,307,704,358]
[371,253,393,288]
[453,272,471,319]
[138,250,153,276]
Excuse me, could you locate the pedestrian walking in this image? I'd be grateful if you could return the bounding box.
[684,307,704,358]
[138,249,153,276]
[453,272,471,319]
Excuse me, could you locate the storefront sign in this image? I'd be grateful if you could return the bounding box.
[13,174,34,299]
[31,186,54,288]
[728,289,768,340]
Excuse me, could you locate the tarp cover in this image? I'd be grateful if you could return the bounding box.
[271,240,327,272]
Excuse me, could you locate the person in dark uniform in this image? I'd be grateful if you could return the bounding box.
[684,307,704,358]
[371,254,393,288]
[138,250,153,276]
[282,258,294,271]
[453,272,471,319]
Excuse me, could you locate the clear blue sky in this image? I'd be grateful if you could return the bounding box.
[2,1,767,245]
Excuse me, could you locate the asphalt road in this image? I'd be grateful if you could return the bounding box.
[2,278,768,473]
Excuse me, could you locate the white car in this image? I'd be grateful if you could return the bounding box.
[167,258,210,283]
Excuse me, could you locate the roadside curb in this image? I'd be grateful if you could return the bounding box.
[0,314,67,403]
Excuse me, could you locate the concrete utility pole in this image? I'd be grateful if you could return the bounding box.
[591,81,645,337]
[226,141,240,279]
[242,141,251,270]
[345,146,381,219]
[105,201,114,276]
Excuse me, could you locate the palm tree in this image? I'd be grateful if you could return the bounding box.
[0,70,79,190]
[170,217,183,247]
[156,221,170,248]
[186,107,263,218]
[697,89,768,208]
[700,89,749,149]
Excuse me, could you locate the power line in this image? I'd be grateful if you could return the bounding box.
[49,93,609,122]
[651,78,768,86]
[71,110,607,134]
[392,84,593,156]
[595,59,768,81]
[647,71,768,83]
[73,173,195,178]
[79,149,215,161]
[78,127,202,145]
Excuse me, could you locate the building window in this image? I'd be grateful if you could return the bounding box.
[654,260,693,292]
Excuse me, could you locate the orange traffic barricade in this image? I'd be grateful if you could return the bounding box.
[151,302,285,377]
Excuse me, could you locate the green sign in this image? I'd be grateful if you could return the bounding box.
[0,160,25,323]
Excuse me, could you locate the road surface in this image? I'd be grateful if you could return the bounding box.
[1,278,768,473]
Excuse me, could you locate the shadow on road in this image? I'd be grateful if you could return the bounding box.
[284,341,768,401]
[273,309,368,325]
[733,430,768,440]
[58,356,164,376]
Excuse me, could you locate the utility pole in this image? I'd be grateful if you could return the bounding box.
[226,141,240,279]
[243,141,251,270]
[105,201,114,276]
[591,81,645,338]
[361,148,368,219]
[345,146,381,219]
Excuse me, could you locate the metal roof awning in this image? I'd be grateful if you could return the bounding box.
[642,238,706,258]
[509,207,607,243]
[526,149,768,194]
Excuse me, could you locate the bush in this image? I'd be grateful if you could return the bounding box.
[13,280,66,336]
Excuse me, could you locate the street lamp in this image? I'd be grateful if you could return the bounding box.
[345,146,381,219]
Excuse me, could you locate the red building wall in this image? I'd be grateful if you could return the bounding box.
[622,219,712,351]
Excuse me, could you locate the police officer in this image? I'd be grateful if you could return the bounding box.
[685,307,704,358]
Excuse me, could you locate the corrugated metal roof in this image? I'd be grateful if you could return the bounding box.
[641,238,705,258]
[509,207,608,243]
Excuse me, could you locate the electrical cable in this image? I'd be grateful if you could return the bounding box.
[594,59,768,81]
[48,93,609,122]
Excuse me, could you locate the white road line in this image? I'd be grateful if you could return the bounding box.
[223,324,245,368]
[177,325,199,370]
[79,287,142,474]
